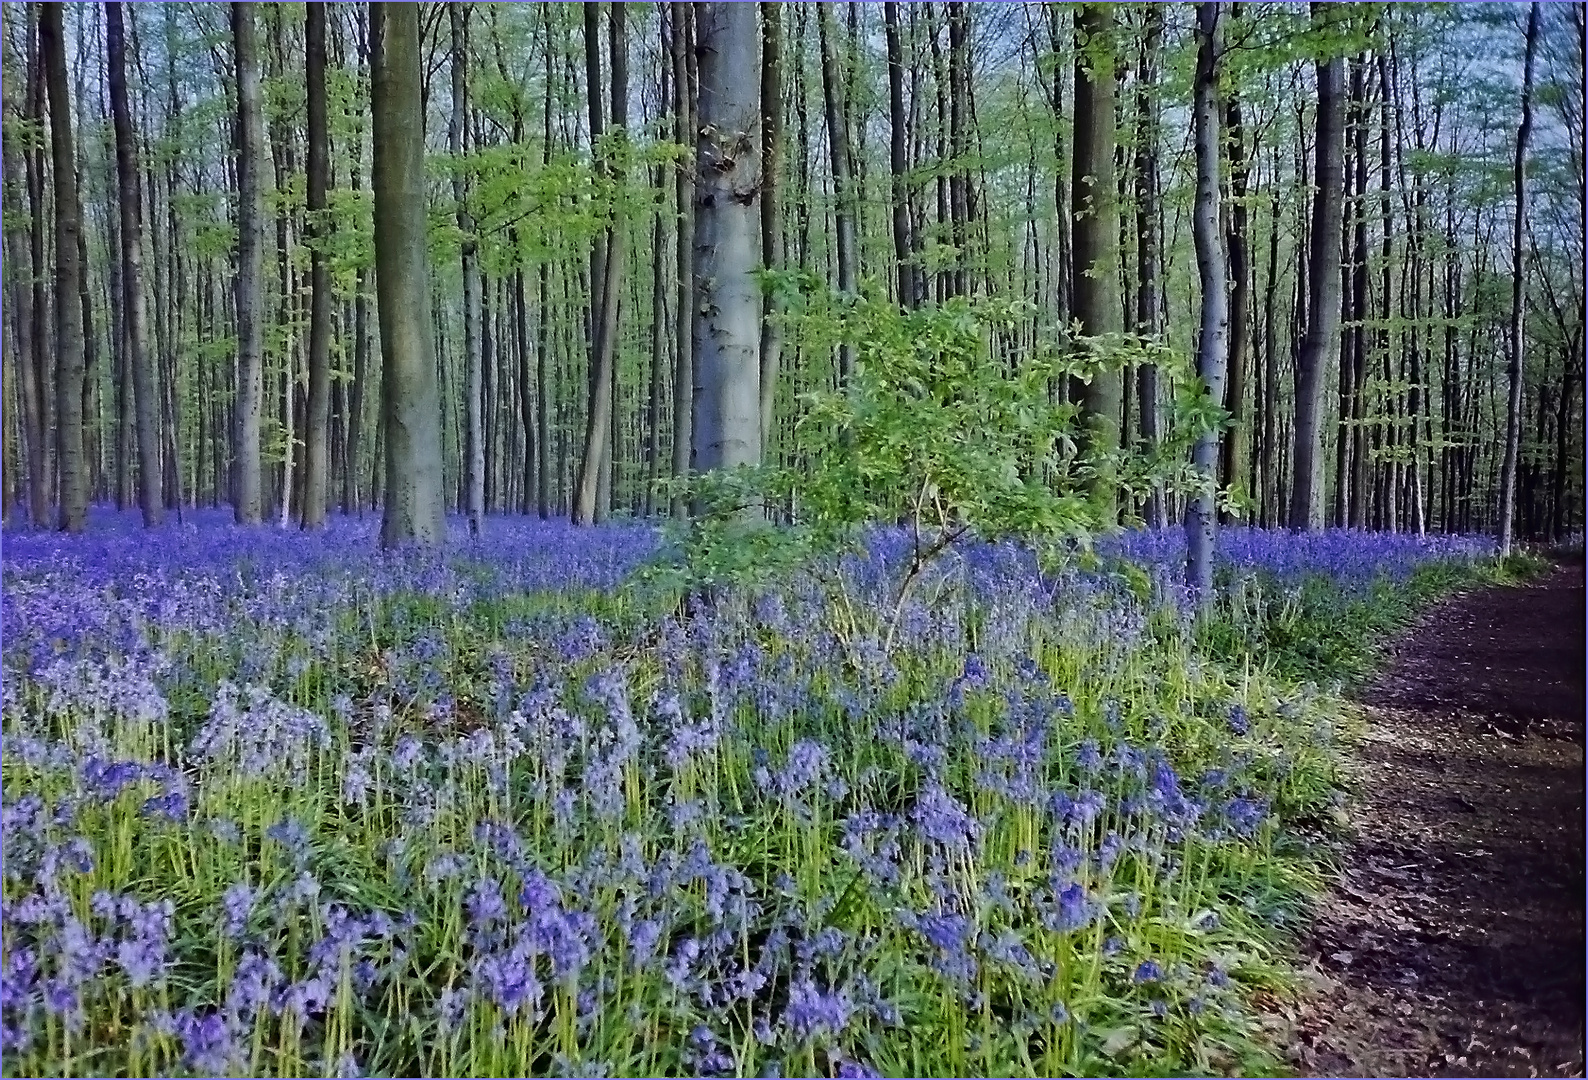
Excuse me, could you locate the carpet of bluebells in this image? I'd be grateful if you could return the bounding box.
[0,510,1496,1077]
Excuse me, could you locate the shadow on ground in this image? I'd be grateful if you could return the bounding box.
[1289,561,1585,1078]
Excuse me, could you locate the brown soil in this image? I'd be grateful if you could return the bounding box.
[1290,559,1585,1078]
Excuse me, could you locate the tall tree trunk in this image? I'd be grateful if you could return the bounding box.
[692,2,763,476]
[1133,3,1164,527]
[231,1,266,525]
[303,0,332,529]
[372,1,445,546]
[883,1,917,309]
[1219,64,1252,524]
[1498,2,1540,555]
[946,1,970,298]
[3,112,46,526]
[108,2,162,527]
[41,2,85,533]
[669,0,695,516]
[451,3,485,534]
[1071,3,1123,524]
[573,1,628,527]
[26,8,54,514]
[1345,55,1370,528]
[1187,2,1227,603]
[817,1,856,384]
[758,1,784,447]
[646,162,667,516]
[1287,4,1345,531]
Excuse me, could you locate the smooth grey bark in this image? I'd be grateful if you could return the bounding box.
[1287,3,1345,531]
[231,1,265,525]
[303,0,332,529]
[816,1,856,385]
[669,0,695,516]
[107,2,161,527]
[1133,2,1164,528]
[1498,1,1540,555]
[372,1,445,547]
[1187,1,1228,604]
[41,2,85,533]
[1071,3,1123,523]
[450,3,484,535]
[692,2,763,476]
[758,1,784,448]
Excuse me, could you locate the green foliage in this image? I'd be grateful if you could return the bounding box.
[650,286,1236,653]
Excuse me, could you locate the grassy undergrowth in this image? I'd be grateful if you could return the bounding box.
[0,514,1506,1077]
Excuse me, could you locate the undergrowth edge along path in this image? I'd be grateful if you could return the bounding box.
[1292,558,1586,1078]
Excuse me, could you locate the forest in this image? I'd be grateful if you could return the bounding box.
[0,3,1583,1078]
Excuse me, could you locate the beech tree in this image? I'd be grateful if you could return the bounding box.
[371,1,444,547]
[1070,3,1122,523]
[1498,2,1541,556]
[1288,2,1346,532]
[1187,1,1228,600]
[691,3,763,476]
[301,0,331,530]
[40,1,86,533]
[0,5,1576,547]
[231,1,265,526]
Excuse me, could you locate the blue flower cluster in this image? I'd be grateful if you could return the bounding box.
[0,509,1489,1076]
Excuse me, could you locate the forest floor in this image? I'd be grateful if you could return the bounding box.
[1288,556,1585,1077]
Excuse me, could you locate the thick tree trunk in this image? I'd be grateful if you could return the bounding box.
[1071,3,1123,524]
[303,1,332,529]
[1498,2,1540,555]
[372,1,445,546]
[1287,5,1345,531]
[692,2,763,477]
[1187,2,1227,603]
[41,2,86,533]
[231,2,265,525]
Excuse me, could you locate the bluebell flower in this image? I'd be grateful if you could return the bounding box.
[1133,959,1163,983]
[785,977,853,1039]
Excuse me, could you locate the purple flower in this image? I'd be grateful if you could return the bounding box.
[912,784,978,848]
[140,789,189,822]
[1044,882,1097,932]
[1133,959,1163,983]
[467,878,507,928]
[221,883,255,939]
[785,977,853,1039]
[173,1010,236,1074]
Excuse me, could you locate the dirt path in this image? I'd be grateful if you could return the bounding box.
[1290,559,1585,1078]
